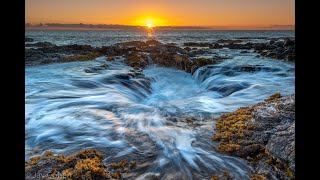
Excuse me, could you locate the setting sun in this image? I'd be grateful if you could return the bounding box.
[146,23,154,28]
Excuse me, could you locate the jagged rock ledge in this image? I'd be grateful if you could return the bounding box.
[25,38,294,69]
[211,93,295,179]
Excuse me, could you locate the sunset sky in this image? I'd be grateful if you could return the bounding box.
[26,0,295,28]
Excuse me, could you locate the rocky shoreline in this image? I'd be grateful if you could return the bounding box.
[212,94,295,179]
[25,38,294,68]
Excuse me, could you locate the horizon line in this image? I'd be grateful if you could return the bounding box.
[25,23,295,31]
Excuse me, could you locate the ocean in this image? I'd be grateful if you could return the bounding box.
[25,30,294,47]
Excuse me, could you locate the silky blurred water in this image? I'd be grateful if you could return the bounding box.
[25,30,294,179]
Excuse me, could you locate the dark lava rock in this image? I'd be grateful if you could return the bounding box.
[124,51,149,69]
[222,42,253,50]
[217,39,243,44]
[284,38,295,47]
[243,42,254,49]
[25,37,33,42]
[25,41,55,48]
[225,43,243,49]
[184,47,192,52]
[268,40,275,45]
[212,94,295,179]
[25,48,63,66]
[146,39,161,46]
[254,43,268,51]
[183,42,211,47]
[84,64,109,73]
[252,95,295,170]
[211,43,222,49]
[260,51,268,56]
[188,49,208,57]
[236,144,264,158]
[250,39,295,62]
[99,45,131,56]
[25,44,101,66]
[188,58,216,74]
[275,41,284,47]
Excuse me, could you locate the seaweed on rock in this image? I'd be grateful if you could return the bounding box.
[25,149,136,180]
[212,93,295,179]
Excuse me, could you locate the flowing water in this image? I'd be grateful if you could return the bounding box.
[25,30,294,179]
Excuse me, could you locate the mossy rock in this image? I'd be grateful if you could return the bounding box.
[264,93,281,102]
[25,149,136,180]
[211,93,295,179]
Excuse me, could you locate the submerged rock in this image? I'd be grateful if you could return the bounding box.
[238,65,262,72]
[84,64,109,73]
[209,82,250,97]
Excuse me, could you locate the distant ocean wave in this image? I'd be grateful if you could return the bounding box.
[25,30,294,47]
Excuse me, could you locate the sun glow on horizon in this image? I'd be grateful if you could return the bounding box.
[146,23,154,28]
[131,15,169,27]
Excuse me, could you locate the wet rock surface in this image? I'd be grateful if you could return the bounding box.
[212,94,295,179]
[25,37,295,68]
[25,37,33,42]
[25,41,55,48]
[25,44,101,66]
[84,64,109,73]
[252,95,295,171]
